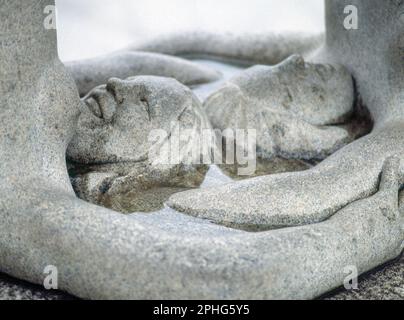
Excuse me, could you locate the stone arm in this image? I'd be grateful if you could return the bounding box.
[128,31,324,66]
[168,122,404,230]
[65,51,220,96]
[1,0,402,301]
[2,154,402,299]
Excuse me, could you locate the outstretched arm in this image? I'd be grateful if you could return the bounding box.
[128,31,324,66]
[65,51,220,96]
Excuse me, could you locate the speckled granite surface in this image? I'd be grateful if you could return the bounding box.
[324,254,403,300]
[0,274,75,300]
[1,254,402,300]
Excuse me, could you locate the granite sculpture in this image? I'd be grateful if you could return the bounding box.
[0,0,402,300]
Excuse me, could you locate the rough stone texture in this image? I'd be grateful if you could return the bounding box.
[204,54,365,161]
[168,0,404,230]
[67,76,211,212]
[1,254,402,300]
[68,76,210,165]
[129,31,324,66]
[0,0,402,301]
[169,125,404,229]
[0,273,75,300]
[66,51,220,97]
[325,254,404,300]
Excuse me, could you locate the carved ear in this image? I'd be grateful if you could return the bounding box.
[83,86,117,123]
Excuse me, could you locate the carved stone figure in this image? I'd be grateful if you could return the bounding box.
[167,0,404,231]
[204,54,369,161]
[0,0,402,300]
[68,76,211,212]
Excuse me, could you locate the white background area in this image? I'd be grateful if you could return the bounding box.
[56,0,324,62]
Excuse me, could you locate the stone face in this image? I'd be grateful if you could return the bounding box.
[0,0,403,302]
[67,76,211,212]
[66,51,221,96]
[204,55,360,161]
[68,76,210,164]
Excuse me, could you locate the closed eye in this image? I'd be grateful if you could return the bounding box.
[140,96,152,121]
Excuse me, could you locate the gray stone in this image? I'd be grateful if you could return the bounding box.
[204,54,366,161]
[67,76,211,212]
[326,254,404,300]
[168,0,404,231]
[1,254,402,300]
[0,0,403,301]
[0,273,75,300]
[66,51,221,97]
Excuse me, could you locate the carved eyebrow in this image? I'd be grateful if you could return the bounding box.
[140,96,152,122]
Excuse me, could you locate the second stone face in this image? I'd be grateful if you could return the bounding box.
[204,55,362,161]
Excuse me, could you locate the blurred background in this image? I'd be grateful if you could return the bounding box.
[56,0,324,62]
